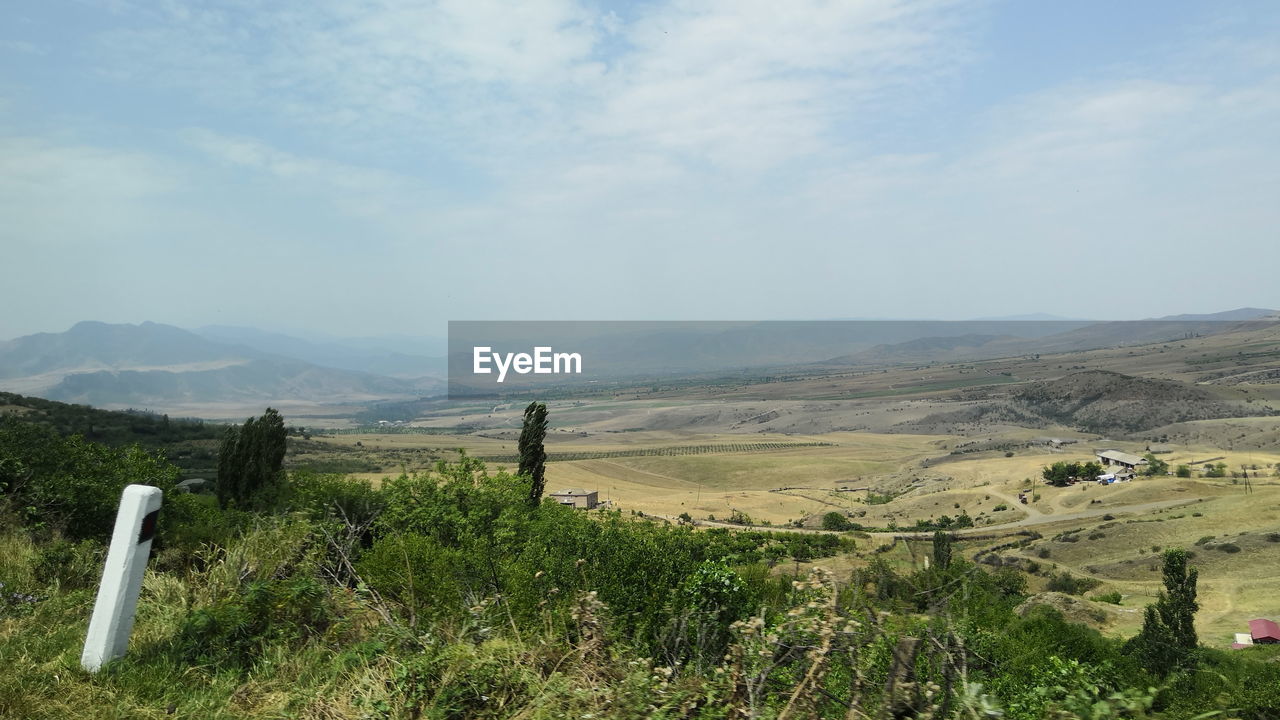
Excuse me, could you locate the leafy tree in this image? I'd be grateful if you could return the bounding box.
[1175,464,1192,478]
[1042,461,1074,487]
[1078,461,1104,482]
[1205,462,1228,478]
[517,402,548,507]
[1143,453,1169,476]
[1129,548,1198,675]
[821,511,854,531]
[215,408,287,511]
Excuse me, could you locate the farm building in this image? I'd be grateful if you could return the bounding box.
[550,488,599,509]
[1249,619,1280,644]
[1096,450,1147,470]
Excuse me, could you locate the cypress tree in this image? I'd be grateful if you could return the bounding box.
[1129,548,1199,675]
[932,530,953,570]
[518,402,548,507]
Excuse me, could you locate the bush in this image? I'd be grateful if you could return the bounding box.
[176,576,335,667]
[1045,572,1101,595]
[0,418,177,542]
[1095,591,1123,605]
[32,538,101,590]
[356,533,469,625]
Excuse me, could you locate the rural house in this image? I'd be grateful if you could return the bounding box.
[1096,450,1147,470]
[1249,619,1280,644]
[549,488,600,509]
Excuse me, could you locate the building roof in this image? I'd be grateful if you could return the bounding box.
[551,488,595,496]
[1097,450,1146,466]
[1250,619,1280,641]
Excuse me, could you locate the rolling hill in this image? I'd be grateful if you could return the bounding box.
[0,321,437,411]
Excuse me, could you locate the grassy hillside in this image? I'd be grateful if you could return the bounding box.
[0,391,224,476]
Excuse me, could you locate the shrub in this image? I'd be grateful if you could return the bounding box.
[0,418,178,542]
[176,576,335,667]
[1095,591,1123,605]
[1045,572,1101,595]
[357,533,469,626]
[1194,536,1215,546]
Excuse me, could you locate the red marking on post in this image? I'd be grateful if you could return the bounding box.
[137,509,159,544]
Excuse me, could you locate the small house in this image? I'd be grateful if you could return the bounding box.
[550,488,599,509]
[1249,619,1280,644]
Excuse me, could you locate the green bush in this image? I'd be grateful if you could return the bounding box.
[176,576,334,667]
[356,533,469,625]
[1045,572,1101,596]
[0,418,177,541]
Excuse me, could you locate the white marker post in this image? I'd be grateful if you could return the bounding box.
[81,484,163,672]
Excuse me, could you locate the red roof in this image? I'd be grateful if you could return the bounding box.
[1249,619,1280,642]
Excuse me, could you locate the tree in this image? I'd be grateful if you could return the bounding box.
[1129,548,1198,675]
[518,402,548,507]
[1078,461,1104,483]
[932,530,953,570]
[1042,461,1074,487]
[1143,453,1169,477]
[215,408,287,510]
[1175,465,1192,478]
[822,511,854,531]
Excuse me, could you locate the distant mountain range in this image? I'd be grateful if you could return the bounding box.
[0,321,443,410]
[817,308,1279,366]
[192,325,445,378]
[1,308,1274,410]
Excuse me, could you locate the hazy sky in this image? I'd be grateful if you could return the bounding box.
[2,0,1278,340]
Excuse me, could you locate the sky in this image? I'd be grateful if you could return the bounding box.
[2,0,1278,341]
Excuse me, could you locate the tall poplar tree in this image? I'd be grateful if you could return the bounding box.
[1129,548,1199,675]
[518,402,548,507]
[215,407,287,510]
